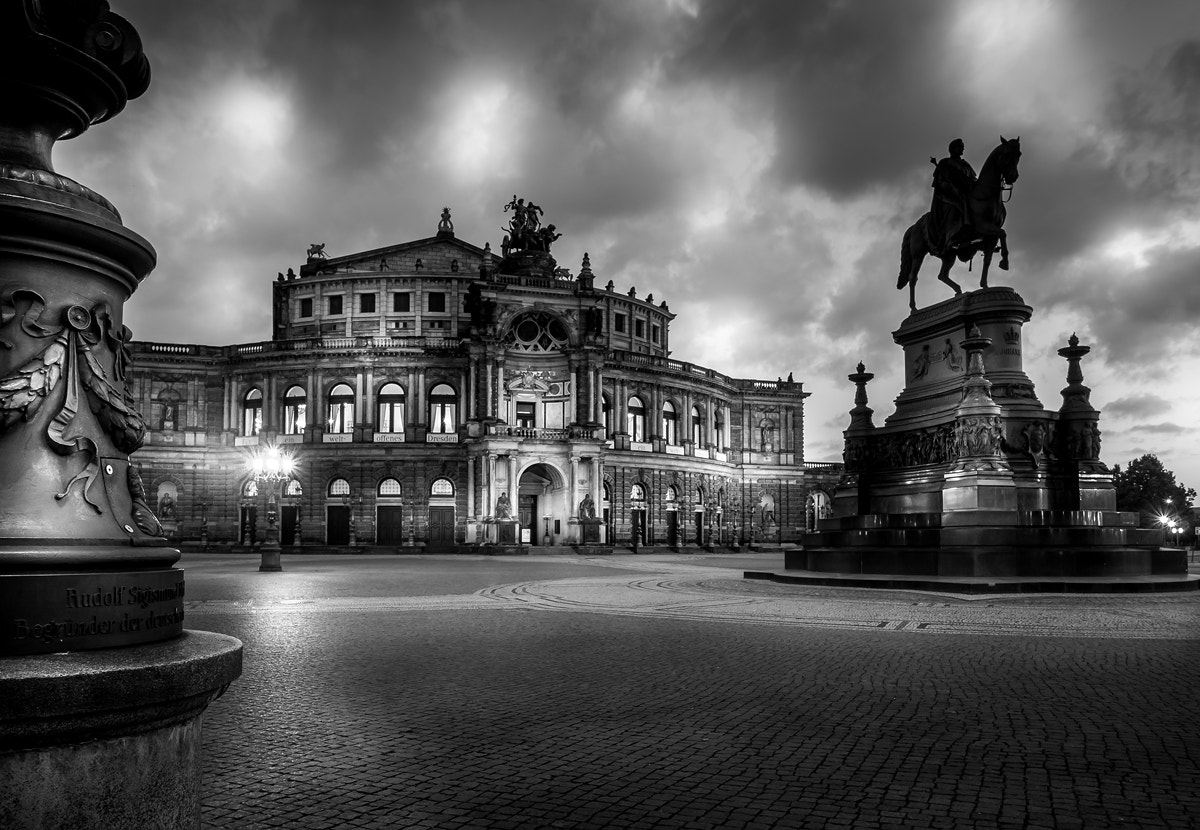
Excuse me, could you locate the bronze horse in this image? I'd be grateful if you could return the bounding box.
[897,137,1022,311]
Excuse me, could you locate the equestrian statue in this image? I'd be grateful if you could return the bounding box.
[897,136,1022,311]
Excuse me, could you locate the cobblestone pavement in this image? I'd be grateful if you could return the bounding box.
[185,554,1200,829]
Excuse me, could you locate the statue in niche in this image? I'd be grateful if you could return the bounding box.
[158,491,176,520]
[495,492,513,520]
[586,306,604,337]
[759,418,776,453]
[579,493,596,519]
[758,492,776,526]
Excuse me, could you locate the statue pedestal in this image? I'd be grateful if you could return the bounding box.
[579,519,601,545]
[1,631,242,830]
[496,520,518,545]
[791,287,1188,583]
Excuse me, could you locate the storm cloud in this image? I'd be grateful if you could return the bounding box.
[54,0,1200,486]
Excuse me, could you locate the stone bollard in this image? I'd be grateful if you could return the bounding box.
[0,3,242,828]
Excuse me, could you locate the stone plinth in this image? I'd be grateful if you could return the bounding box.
[1,631,243,829]
[797,287,1183,583]
[496,520,518,545]
[579,518,602,544]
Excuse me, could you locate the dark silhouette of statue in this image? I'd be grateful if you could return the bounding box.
[930,138,977,254]
[897,136,1022,311]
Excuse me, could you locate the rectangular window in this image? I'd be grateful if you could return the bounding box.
[614,314,626,333]
[284,403,306,435]
[389,320,409,330]
[243,406,262,437]
[651,325,660,344]
[328,295,343,315]
[427,320,447,330]
[430,403,457,433]
[299,297,313,318]
[516,401,536,428]
[393,292,410,313]
[627,411,646,442]
[360,293,376,313]
[428,292,446,313]
[635,319,645,338]
[327,402,354,434]
[377,402,404,433]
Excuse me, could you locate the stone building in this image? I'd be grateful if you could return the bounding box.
[129,207,839,551]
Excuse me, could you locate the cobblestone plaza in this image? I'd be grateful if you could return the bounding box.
[187,553,1200,829]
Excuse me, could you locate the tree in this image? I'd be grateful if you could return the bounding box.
[1112,454,1196,541]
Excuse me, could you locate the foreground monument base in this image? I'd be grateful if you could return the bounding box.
[0,631,243,830]
[786,287,1189,588]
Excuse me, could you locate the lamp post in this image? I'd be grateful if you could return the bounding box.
[197,496,210,551]
[248,446,294,571]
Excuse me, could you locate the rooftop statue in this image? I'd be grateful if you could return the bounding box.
[307,242,328,260]
[502,195,559,255]
[897,136,1021,311]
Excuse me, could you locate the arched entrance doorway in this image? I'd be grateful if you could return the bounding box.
[517,462,566,546]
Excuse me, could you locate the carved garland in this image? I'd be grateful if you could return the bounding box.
[1,288,150,523]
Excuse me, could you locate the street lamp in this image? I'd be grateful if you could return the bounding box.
[197,495,210,551]
[248,445,295,572]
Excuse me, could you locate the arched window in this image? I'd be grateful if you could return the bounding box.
[431,478,454,496]
[662,401,679,445]
[665,485,678,509]
[327,383,354,434]
[244,480,259,498]
[378,478,403,497]
[377,383,405,434]
[329,478,350,497]
[285,479,303,497]
[284,385,307,435]
[630,483,646,503]
[691,405,703,446]
[627,395,646,442]
[429,384,457,434]
[714,407,725,451]
[242,388,263,436]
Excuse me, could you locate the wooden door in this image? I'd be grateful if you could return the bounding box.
[428,506,455,549]
[281,506,299,545]
[377,506,405,545]
[666,512,678,548]
[518,495,537,545]
[327,505,350,545]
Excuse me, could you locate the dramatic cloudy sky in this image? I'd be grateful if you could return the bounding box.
[58,0,1200,490]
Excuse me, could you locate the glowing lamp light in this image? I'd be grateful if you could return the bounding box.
[249,446,294,482]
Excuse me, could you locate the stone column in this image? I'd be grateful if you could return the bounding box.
[468,358,477,420]
[0,6,241,829]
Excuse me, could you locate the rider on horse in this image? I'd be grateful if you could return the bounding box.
[930,138,976,255]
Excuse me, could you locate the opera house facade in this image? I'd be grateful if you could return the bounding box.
[128,207,838,552]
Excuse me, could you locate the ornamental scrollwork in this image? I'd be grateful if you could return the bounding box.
[0,287,148,514]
